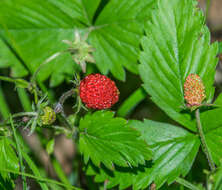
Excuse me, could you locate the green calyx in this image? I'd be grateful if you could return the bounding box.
[63,31,95,72]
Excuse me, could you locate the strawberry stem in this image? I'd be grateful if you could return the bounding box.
[195,109,215,171]
[54,89,76,113]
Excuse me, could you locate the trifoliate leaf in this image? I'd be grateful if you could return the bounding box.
[79,111,152,169]
[139,0,218,131]
[86,119,200,189]
[0,0,155,86]
[0,137,19,179]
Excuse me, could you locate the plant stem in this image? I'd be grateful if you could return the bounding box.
[59,89,76,106]
[52,159,72,189]
[195,109,215,171]
[17,88,32,111]
[57,114,74,131]
[0,112,37,126]
[31,52,63,85]
[0,85,10,119]
[38,81,55,103]
[0,168,81,190]
[54,89,76,114]
[12,112,38,118]
[205,0,211,20]
[175,177,201,190]
[117,87,146,117]
[10,116,28,190]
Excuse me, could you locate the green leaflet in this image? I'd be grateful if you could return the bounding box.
[0,0,155,86]
[0,0,86,86]
[0,137,19,179]
[210,167,222,190]
[139,0,218,131]
[0,38,28,77]
[86,119,200,189]
[199,94,222,165]
[219,42,222,54]
[79,111,152,169]
[0,175,14,190]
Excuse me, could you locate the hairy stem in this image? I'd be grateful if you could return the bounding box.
[59,89,76,106]
[195,109,215,171]
[54,89,76,114]
[12,112,38,118]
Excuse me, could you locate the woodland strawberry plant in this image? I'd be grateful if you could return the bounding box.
[0,0,222,189]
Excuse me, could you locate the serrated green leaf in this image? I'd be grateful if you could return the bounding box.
[139,0,218,131]
[89,0,155,80]
[0,0,85,86]
[0,175,14,190]
[79,111,152,169]
[86,119,200,189]
[197,94,222,165]
[205,127,222,166]
[79,0,101,24]
[0,137,19,179]
[200,94,222,133]
[0,38,28,77]
[0,0,155,85]
[86,161,141,190]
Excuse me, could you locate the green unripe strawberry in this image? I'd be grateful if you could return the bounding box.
[41,106,56,125]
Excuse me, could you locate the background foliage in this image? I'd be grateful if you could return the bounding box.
[0,0,222,190]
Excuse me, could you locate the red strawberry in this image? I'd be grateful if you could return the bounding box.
[79,74,119,109]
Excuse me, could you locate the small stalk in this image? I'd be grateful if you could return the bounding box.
[0,85,10,119]
[0,112,37,126]
[59,89,76,106]
[54,89,76,114]
[195,109,215,171]
[12,112,38,118]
